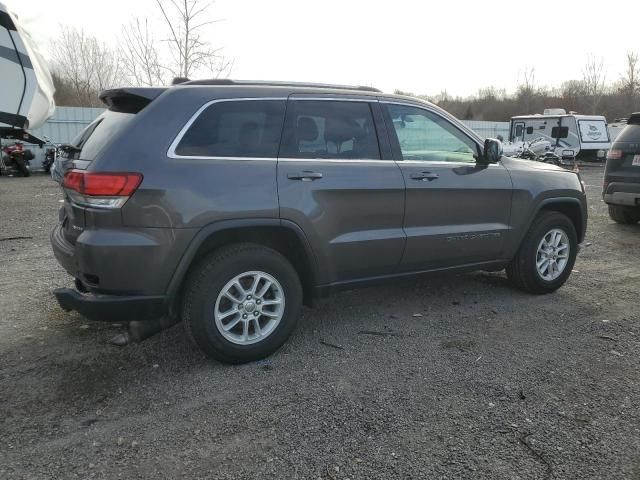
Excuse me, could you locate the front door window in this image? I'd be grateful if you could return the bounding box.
[384,104,477,163]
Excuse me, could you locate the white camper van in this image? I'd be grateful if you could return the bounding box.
[0,1,55,144]
[508,109,610,161]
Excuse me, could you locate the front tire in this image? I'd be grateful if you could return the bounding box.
[506,211,578,294]
[608,204,640,224]
[182,243,302,364]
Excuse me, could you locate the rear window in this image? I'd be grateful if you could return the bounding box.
[67,111,134,161]
[614,124,640,144]
[174,100,286,158]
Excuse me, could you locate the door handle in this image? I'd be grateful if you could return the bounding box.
[287,171,323,181]
[410,171,439,181]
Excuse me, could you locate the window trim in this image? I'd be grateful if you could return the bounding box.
[167,97,287,160]
[380,101,483,163]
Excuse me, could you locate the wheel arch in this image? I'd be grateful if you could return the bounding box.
[537,198,586,243]
[508,196,586,261]
[165,219,320,317]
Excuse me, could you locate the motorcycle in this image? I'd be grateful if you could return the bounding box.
[42,144,61,173]
[1,141,34,177]
[506,137,578,171]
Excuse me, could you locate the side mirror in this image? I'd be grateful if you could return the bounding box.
[482,138,503,164]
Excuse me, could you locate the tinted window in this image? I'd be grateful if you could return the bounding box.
[279,100,380,159]
[526,126,534,134]
[66,111,132,161]
[551,126,569,138]
[175,100,286,157]
[384,104,477,163]
[615,124,640,144]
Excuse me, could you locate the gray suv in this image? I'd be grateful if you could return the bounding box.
[51,80,587,363]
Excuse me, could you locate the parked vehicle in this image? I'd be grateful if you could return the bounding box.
[43,141,72,180]
[1,140,33,176]
[43,146,56,173]
[0,1,55,145]
[50,80,588,363]
[603,112,640,224]
[507,137,576,170]
[507,109,610,162]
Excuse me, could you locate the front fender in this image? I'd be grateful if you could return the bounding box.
[502,158,587,258]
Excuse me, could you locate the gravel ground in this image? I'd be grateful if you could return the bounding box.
[1,167,639,480]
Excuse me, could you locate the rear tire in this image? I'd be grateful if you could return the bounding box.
[608,204,640,224]
[506,211,578,294]
[15,156,30,177]
[182,243,302,364]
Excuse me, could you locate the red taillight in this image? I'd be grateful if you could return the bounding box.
[62,170,84,192]
[62,170,143,209]
[606,149,622,160]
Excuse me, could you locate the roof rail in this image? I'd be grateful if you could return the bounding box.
[179,79,382,93]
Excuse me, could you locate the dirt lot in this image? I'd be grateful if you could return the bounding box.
[1,167,639,480]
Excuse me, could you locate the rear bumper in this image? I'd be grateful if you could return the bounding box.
[604,182,640,206]
[53,288,166,323]
[50,223,77,277]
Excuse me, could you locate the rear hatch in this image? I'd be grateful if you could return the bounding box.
[58,88,164,245]
[605,114,640,185]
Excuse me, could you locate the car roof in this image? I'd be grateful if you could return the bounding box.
[180,78,382,93]
[101,79,441,112]
[172,78,438,105]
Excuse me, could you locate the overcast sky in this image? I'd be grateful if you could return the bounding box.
[9,0,638,96]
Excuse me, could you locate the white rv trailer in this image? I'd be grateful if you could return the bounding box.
[508,109,610,161]
[0,1,55,145]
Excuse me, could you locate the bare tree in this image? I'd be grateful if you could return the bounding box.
[155,0,232,79]
[620,52,639,93]
[582,54,607,114]
[517,67,537,97]
[515,67,539,113]
[52,27,121,106]
[121,19,166,87]
[619,51,639,112]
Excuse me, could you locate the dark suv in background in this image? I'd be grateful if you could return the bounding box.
[51,80,587,363]
[604,112,640,224]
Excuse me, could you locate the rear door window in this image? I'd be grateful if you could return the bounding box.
[279,100,381,160]
[173,100,286,158]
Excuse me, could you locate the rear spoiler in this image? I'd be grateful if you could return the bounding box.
[629,112,640,126]
[99,88,166,113]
